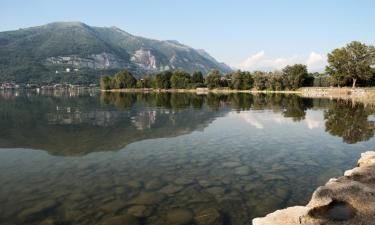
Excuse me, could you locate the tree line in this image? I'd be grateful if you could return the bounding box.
[100,41,375,91]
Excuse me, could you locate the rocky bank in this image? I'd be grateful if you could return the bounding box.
[252,151,375,225]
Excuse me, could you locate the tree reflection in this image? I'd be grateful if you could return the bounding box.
[324,100,375,144]
[282,96,313,121]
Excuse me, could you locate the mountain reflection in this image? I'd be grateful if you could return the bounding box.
[0,91,374,156]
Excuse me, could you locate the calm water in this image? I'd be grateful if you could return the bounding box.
[0,90,374,225]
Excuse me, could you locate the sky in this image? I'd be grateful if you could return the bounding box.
[1,0,375,72]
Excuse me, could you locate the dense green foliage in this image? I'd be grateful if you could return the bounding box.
[228,71,253,90]
[154,71,172,89]
[112,70,137,89]
[100,76,111,90]
[326,41,375,88]
[282,64,308,90]
[99,41,375,90]
[205,69,222,89]
[100,70,137,90]
[101,65,312,91]
[170,70,191,89]
[191,71,204,84]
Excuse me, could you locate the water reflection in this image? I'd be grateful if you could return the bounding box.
[0,91,374,157]
[0,91,228,156]
[0,91,375,225]
[324,100,375,144]
[100,92,375,145]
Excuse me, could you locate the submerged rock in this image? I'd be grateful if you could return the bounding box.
[222,161,242,168]
[99,215,140,225]
[234,166,250,176]
[166,209,194,225]
[18,200,57,222]
[100,200,126,213]
[145,179,165,190]
[127,205,153,217]
[130,192,166,205]
[159,184,184,195]
[252,151,375,225]
[174,177,195,185]
[205,186,226,196]
[198,179,222,188]
[194,208,223,225]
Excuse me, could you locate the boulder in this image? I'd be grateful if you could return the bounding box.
[252,151,375,225]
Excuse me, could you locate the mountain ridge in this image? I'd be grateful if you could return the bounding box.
[0,22,232,84]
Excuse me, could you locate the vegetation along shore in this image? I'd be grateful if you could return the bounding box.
[100,41,375,95]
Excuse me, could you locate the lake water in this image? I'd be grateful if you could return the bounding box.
[0,90,374,225]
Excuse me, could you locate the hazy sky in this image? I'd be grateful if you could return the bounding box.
[1,0,374,71]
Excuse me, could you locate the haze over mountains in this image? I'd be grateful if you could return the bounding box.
[0,22,232,84]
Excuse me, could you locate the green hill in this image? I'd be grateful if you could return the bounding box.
[0,22,232,84]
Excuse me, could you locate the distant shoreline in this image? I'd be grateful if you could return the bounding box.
[101,88,301,94]
[101,87,375,104]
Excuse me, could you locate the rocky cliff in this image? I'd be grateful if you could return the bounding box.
[252,151,375,225]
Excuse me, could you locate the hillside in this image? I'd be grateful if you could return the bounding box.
[0,22,232,84]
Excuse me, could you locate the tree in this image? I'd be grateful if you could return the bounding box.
[230,71,242,90]
[154,71,172,89]
[137,76,153,88]
[282,64,308,90]
[191,71,204,84]
[100,75,112,90]
[205,69,222,89]
[253,71,267,90]
[170,70,191,89]
[242,72,254,90]
[266,74,283,91]
[230,70,254,90]
[326,41,375,88]
[112,70,137,89]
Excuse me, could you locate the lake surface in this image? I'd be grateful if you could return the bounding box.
[0,90,374,225]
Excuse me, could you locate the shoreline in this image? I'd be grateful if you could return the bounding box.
[252,151,375,225]
[101,88,301,94]
[101,87,375,104]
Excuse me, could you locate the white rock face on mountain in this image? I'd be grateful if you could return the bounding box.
[46,52,128,69]
[130,49,158,70]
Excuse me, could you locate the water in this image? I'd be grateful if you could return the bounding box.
[0,90,374,225]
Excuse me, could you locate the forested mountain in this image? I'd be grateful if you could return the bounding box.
[0,22,232,84]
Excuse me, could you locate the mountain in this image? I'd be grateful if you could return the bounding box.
[0,22,232,84]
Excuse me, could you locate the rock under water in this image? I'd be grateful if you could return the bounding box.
[252,151,375,225]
